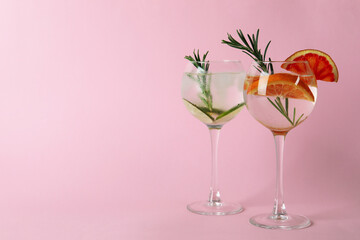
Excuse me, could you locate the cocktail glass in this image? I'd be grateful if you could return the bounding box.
[181,60,245,215]
[245,61,316,229]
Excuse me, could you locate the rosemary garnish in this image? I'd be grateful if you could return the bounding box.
[267,97,304,127]
[222,29,273,73]
[216,102,246,120]
[183,98,245,123]
[185,49,210,72]
[185,50,213,111]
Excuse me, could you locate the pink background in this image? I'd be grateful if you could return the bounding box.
[0,0,359,239]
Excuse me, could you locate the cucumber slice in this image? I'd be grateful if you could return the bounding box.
[183,99,214,124]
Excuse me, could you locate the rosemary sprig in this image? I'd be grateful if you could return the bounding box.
[267,97,304,127]
[216,102,245,120]
[185,49,213,111]
[185,49,210,72]
[222,29,273,73]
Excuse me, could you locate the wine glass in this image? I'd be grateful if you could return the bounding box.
[181,60,245,215]
[245,61,317,229]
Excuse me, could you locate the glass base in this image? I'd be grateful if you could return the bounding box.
[187,201,243,216]
[249,213,311,230]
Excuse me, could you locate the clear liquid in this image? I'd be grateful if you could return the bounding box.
[246,92,316,134]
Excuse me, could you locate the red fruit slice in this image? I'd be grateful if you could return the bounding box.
[285,49,338,82]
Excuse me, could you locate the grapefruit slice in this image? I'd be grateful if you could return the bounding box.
[247,73,315,102]
[285,49,338,82]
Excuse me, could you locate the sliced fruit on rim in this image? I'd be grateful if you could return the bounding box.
[183,99,214,124]
[285,49,338,82]
[247,73,315,102]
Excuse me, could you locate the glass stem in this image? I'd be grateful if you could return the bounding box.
[272,134,287,218]
[208,127,221,205]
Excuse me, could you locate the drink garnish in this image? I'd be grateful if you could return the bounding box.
[246,73,314,127]
[246,74,315,102]
[184,50,213,111]
[222,29,310,127]
[184,49,210,72]
[183,50,245,125]
[267,97,305,127]
[216,103,245,122]
[183,99,214,124]
[222,29,273,73]
[285,49,338,82]
[183,99,245,125]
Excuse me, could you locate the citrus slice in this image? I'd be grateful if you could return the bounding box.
[243,80,249,91]
[183,99,214,124]
[247,73,315,102]
[285,49,338,82]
